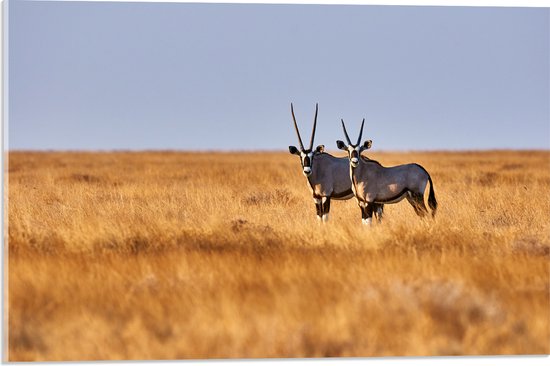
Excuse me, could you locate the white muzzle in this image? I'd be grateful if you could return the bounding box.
[303,167,312,176]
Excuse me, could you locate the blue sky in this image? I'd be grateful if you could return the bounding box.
[8,1,549,150]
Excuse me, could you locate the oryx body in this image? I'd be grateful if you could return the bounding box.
[288,104,383,222]
[337,119,437,225]
[302,152,355,221]
[304,153,353,198]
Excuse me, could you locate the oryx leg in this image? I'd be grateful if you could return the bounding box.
[406,192,428,217]
[360,201,374,225]
[313,197,323,221]
[321,197,331,222]
[373,203,384,223]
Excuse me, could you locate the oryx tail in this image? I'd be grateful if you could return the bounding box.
[427,173,437,217]
[414,163,437,217]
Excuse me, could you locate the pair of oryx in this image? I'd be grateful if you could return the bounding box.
[289,103,437,225]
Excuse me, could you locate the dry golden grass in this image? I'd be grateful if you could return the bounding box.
[6,150,550,361]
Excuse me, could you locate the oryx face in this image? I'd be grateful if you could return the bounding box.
[289,145,325,177]
[288,103,320,177]
[336,118,372,168]
[348,145,361,167]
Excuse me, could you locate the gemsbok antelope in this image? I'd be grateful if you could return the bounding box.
[288,103,383,222]
[336,118,437,225]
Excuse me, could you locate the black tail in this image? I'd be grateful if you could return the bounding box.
[427,174,437,218]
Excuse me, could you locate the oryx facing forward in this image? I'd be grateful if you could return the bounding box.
[288,103,383,222]
[336,118,437,225]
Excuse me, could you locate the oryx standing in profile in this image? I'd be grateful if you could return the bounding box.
[288,103,383,222]
[336,118,437,225]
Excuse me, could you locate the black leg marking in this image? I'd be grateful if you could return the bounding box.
[406,192,428,217]
[359,203,367,220]
[359,202,375,224]
[322,197,331,216]
[365,203,375,220]
[315,202,323,219]
[374,203,384,223]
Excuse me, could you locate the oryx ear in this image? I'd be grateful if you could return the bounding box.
[336,140,347,150]
[363,140,372,150]
[288,146,300,155]
[315,145,325,153]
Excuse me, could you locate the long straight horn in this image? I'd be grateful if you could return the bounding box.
[309,103,318,150]
[291,103,305,150]
[341,119,352,145]
[357,118,365,146]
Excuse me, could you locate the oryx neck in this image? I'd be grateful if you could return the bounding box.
[361,156,383,167]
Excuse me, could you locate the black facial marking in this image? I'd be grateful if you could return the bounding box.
[303,155,311,168]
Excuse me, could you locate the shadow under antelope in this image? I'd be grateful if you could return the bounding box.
[288,103,383,222]
[336,118,437,225]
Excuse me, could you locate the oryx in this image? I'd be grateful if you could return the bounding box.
[288,103,383,222]
[336,118,437,225]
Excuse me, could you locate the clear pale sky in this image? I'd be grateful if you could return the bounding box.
[8,1,550,151]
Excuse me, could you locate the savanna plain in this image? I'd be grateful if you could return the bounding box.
[6,150,550,361]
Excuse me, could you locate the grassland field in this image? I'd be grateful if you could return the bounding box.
[5,150,550,360]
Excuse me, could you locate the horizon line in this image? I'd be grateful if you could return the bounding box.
[5,148,550,154]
